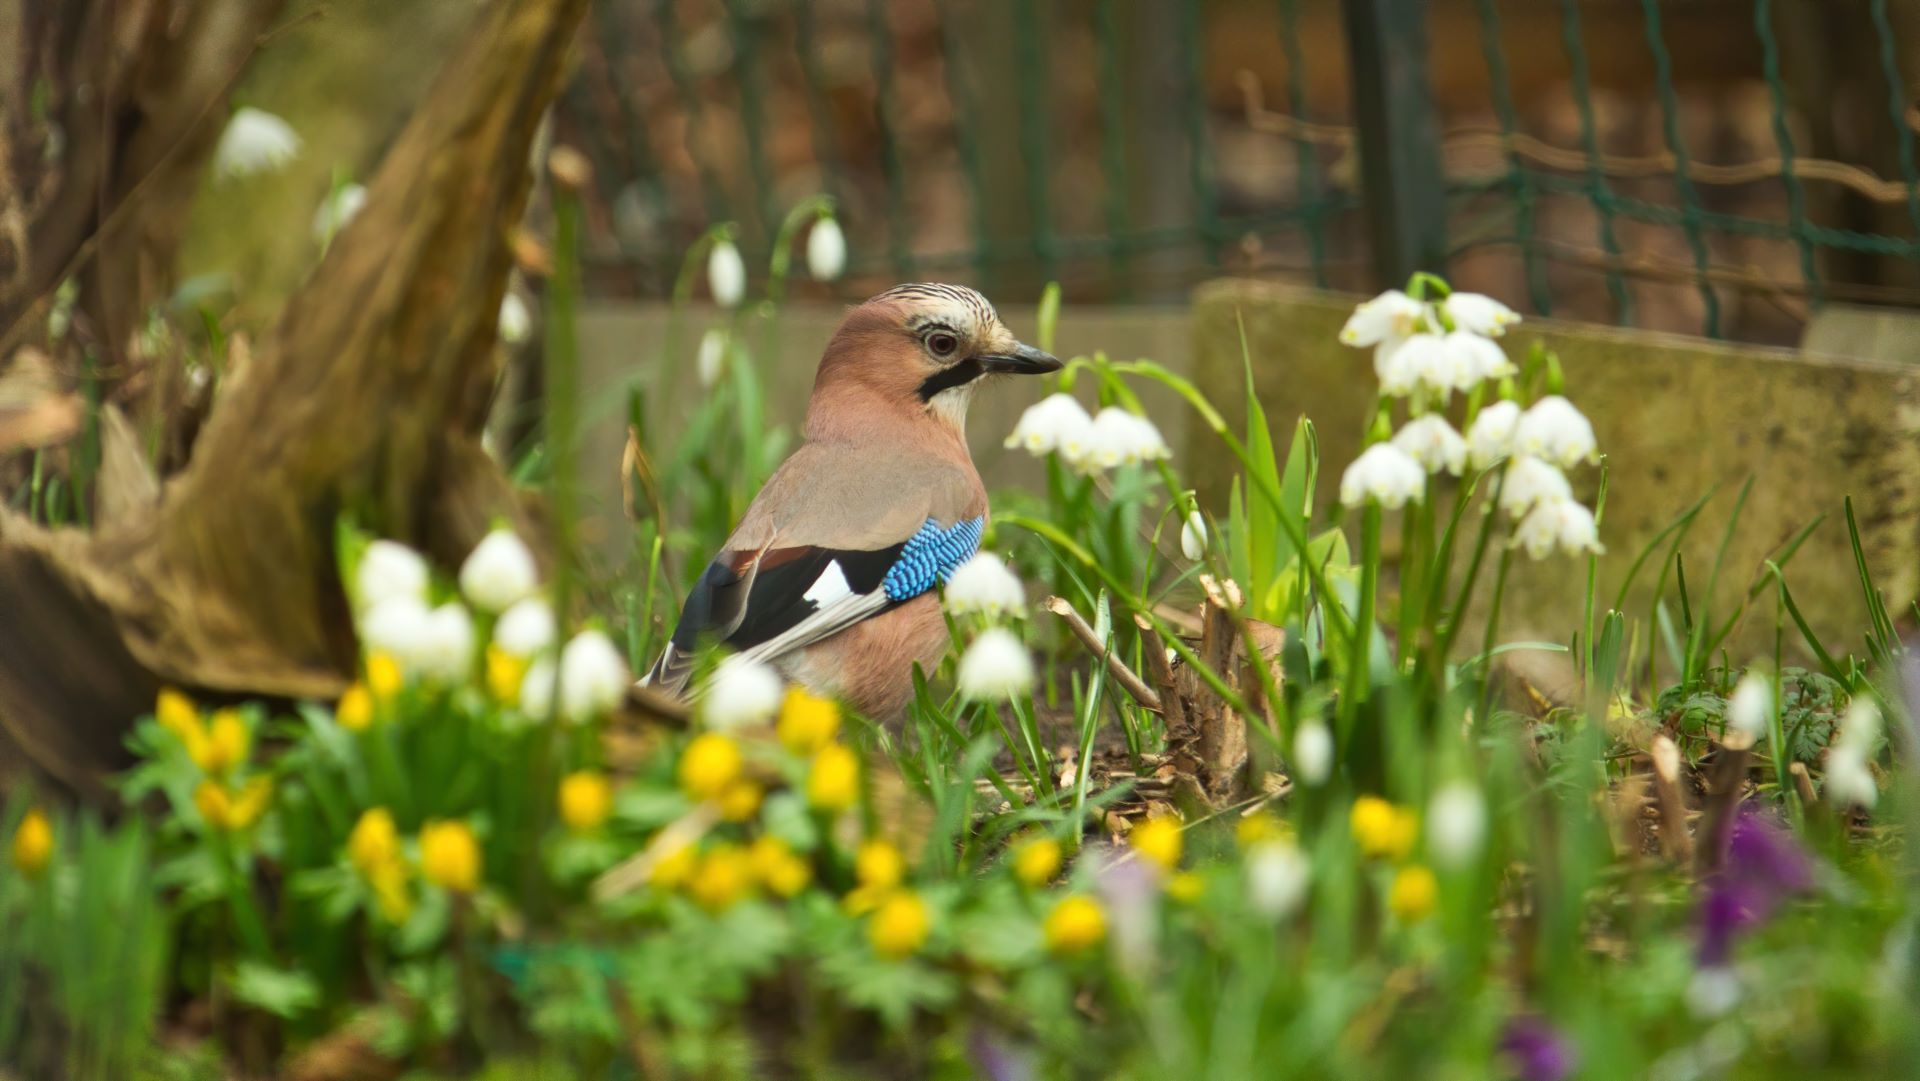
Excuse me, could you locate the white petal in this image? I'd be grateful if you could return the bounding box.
[697,329,728,388]
[1339,443,1427,509]
[943,553,1027,618]
[1465,400,1522,470]
[497,294,532,345]
[356,540,429,611]
[1340,290,1426,347]
[1443,292,1521,337]
[707,241,746,308]
[1514,395,1598,468]
[805,216,847,281]
[559,630,629,722]
[701,655,784,730]
[1726,672,1773,741]
[1180,511,1208,561]
[459,529,540,613]
[1426,783,1486,869]
[311,183,366,242]
[494,598,557,658]
[215,107,302,179]
[1292,721,1332,785]
[1245,841,1310,918]
[1005,393,1092,456]
[956,627,1035,700]
[1497,456,1572,519]
[1391,415,1468,475]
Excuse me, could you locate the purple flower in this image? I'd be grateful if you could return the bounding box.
[1500,1015,1576,1081]
[967,1024,1035,1081]
[1696,808,1813,966]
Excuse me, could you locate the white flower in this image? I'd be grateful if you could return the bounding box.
[1466,400,1522,469]
[700,655,783,730]
[498,293,532,345]
[520,657,556,718]
[418,603,475,681]
[494,598,556,658]
[942,553,1026,619]
[696,328,728,388]
[956,627,1035,700]
[1441,330,1515,389]
[1726,671,1773,743]
[806,216,846,281]
[1005,393,1094,458]
[1442,292,1521,337]
[360,596,434,668]
[1514,395,1599,468]
[1825,696,1882,808]
[215,107,301,178]
[356,540,429,611]
[1375,333,1446,397]
[1426,783,1486,870]
[1292,720,1333,785]
[1180,511,1208,561]
[1245,840,1311,918]
[707,239,746,308]
[312,183,366,242]
[1339,443,1426,509]
[1083,407,1171,471]
[1497,456,1572,518]
[459,529,539,613]
[1836,695,1882,755]
[1686,966,1742,1020]
[1512,499,1603,560]
[1340,289,1427,347]
[1392,415,1468,475]
[559,630,629,722]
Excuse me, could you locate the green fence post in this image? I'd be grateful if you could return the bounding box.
[1342,0,1447,287]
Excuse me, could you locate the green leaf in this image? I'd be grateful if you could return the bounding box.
[228,961,320,1020]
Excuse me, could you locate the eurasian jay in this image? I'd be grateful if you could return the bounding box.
[644,283,1059,716]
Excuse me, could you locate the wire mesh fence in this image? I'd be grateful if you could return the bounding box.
[558,0,1920,345]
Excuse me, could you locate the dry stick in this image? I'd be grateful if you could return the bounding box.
[1692,733,1753,878]
[1648,735,1694,864]
[1043,596,1162,713]
[1132,613,1189,735]
[1788,761,1819,809]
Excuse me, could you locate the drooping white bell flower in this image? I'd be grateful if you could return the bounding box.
[1083,407,1171,471]
[1180,510,1208,561]
[497,293,532,346]
[1824,696,1882,808]
[494,598,556,658]
[1726,671,1773,743]
[696,328,728,388]
[956,627,1035,700]
[700,655,784,730]
[215,107,302,179]
[1426,782,1487,870]
[1465,400,1523,470]
[707,239,746,309]
[520,657,556,718]
[1340,289,1427,347]
[1514,395,1598,468]
[1376,333,1447,398]
[805,216,847,281]
[1245,840,1311,918]
[459,529,539,613]
[312,183,366,242]
[356,540,429,611]
[1442,292,1521,337]
[558,630,629,722]
[1005,393,1094,460]
[1441,330,1515,390]
[1392,415,1468,476]
[360,595,434,670]
[943,553,1027,619]
[1291,720,1333,786]
[1497,456,1572,519]
[417,603,476,681]
[1339,443,1426,509]
[1512,499,1602,560]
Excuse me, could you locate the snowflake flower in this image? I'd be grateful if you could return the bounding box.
[701,655,785,730]
[708,239,746,308]
[215,107,301,178]
[1005,393,1094,458]
[1443,292,1521,337]
[1466,400,1523,470]
[1339,443,1426,509]
[943,553,1027,619]
[956,628,1035,700]
[459,529,539,613]
[1514,395,1599,467]
[806,216,846,281]
[1340,289,1427,347]
[1392,415,1468,475]
[1512,499,1602,560]
[1497,456,1572,519]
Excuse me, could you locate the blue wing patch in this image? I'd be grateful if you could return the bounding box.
[881,516,984,602]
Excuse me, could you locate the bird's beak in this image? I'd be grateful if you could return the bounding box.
[978,342,1061,375]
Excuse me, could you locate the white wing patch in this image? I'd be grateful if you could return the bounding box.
[802,560,854,607]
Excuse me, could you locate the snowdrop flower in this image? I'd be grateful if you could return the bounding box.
[312,182,366,242]
[1292,720,1333,785]
[1005,393,1094,460]
[559,630,629,722]
[1340,289,1427,347]
[806,215,846,281]
[1514,396,1598,468]
[1339,443,1426,509]
[701,656,784,730]
[1180,510,1208,561]
[1392,415,1468,475]
[1512,499,1602,560]
[1083,407,1171,471]
[1726,671,1773,744]
[707,239,746,308]
[356,540,429,611]
[1466,400,1523,469]
[1825,696,1882,809]
[520,657,556,718]
[418,603,476,681]
[1376,333,1446,397]
[1427,782,1486,870]
[696,328,728,388]
[1442,330,1516,389]
[459,529,539,613]
[1497,456,1572,519]
[956,627,1035,700]
[360,596,434,669]
[943,553,1026,619]
[497,293,532,346]
[1442,292,1521,337]
[215,107,301,178]
[494,598,556,658]
[1245,840,1311,918]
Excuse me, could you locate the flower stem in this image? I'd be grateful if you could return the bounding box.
[1340,505,1383,738]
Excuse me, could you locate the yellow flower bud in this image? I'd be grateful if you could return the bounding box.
[1011,835,1062,887]
[649,841,696,890]
[855,839,905,891]
[366,859,413,923]
[366,652,404,701]
[678,733,743,802]
[1044,895,1107,954]
[1388,864,1438,922]
[228,777,273,830]
[156,688,200,737]
[348,808,402,874]
[1166,870,1204,903]
[805,742,859,812]
[776,686,840,752]
[336,683,374,732]
[748,836,811,898]
[1350,796,1417,861]
[1128,815,1183,872]
[11,808,52,880]
[867,890,931,958]
[486,645,527,706]
[688,844,752,911]
[194,781,233,830]
[1234,813,1288,849]
[201,709,249,776]
[558,771,614,832]
[717,779,763,823]
[420,819,482,894]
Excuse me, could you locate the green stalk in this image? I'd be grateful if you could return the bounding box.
[1477,545,1516,718]
[1339,505,1383,737]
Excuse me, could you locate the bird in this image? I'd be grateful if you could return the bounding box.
[643,283,1059,717]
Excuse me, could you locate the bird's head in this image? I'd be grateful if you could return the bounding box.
[809,283,1060,439]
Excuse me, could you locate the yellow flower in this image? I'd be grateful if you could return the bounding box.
[1128,815,1183,872]
[717,779,763,823]
[420,820,482,894]
[1044,895,1107,954]
[11,808,52,879]
[649,841,696,890]
[486,645,527,705]
[868,890,931,958]
[1388,864,1438,921]
[856,839,905,891]
[749,836,811,898]
[805,742,860,812]
[558,771,613,832]
[1011,835,1062,887]
[678,733,743,802]
[336,683,374,732]
[229,778,273,829]
[777,686,840,752]
[194,779,267,831]
[156,688,199,737]
[688,844,752,911]
[201,709,250,776]
[1166,871,1204,903]
[366,652,404,701]
[842,885,886,916]
[1350,796,1418,861]
[348,808,402,874]
[1235,813,1289,849]
[366,859,412,923]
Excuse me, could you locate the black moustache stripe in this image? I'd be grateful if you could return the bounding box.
[917,356,985,401]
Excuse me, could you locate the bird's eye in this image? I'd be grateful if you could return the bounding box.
[925,331,960,359]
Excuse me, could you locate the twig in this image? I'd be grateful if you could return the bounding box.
[1043,596,1162,712]
[1692,733,1752,877]
[1788,761,1819,809]
[1648,735,1693,864]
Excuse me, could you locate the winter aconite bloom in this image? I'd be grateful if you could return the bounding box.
[868,890,931,958]
[776,685,840,751]
[1514,396,1599,468]
[1426,783,1487,870]
[1128,816,1183,873]
[1044,895,1108,954]
[1245,840,1310,918]
[486,646,528,704]
[689,845,752,911]
[1442,292,1521,337]
[1825,696,1882,809]
[1340,289,1426,347]
[559,771,614,832]
[1497,456,1572,519]
[806,743,861,812]
[202,709,251,776]
[1388,864,1439,920]
[1350,796,1418,861]
[1012,835,1063,887]
[707,239,746,308]
[1339,443,1426,509]
[696,328,728,389]
[1005,393,1095,459]
[1465,399,1522,469]
[806,215,847,281]
[215,106,301,178]
[335,683,374,731]
[1292,721,1333,785]
[195,778,272,832]
[349,809,402,873]
[312,183,367,242]
[11,809,51,880]
[420,820,482,894]
[956,628,1035,700]
[356,540,429,611]
[705,656,785,731]
[717,779,763,822]
[1180,510,1209,561]
[459,529,539,613]
[1084,407,1172,471]
[943,553,1027,619]
[1726,671,1774,744]
[559,630,629,721]
[856,839,906,891]
[1513,500,1603,560]
[679,733,743,801]
[1392,415,1468,475]
[749,836,812,897]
